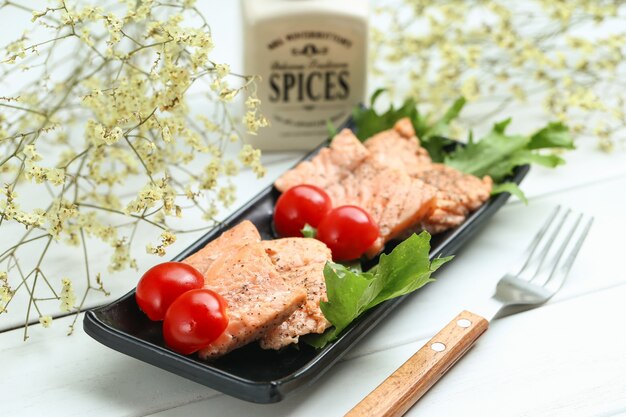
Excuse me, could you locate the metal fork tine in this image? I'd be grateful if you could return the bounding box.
[538,213,583,284]
[513,205,561,276]
[544,216,594,292]
[491,207,592,315]
[518,208,571,280]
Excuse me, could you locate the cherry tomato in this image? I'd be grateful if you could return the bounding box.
[135,262,204,321]
[316,205,379,261]
[162,288,229,355]
[273,184,332,237]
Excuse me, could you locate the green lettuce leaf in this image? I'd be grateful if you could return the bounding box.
[444,119,572,182]
[351,93,574,183]
[352,92,466,163]
[352,90,422,141]
[490,182,528,204]
[528,122,575,150]
[305,232,452,348]
[444,119,529,179]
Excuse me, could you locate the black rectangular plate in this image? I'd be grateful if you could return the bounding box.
[84,129,529,404]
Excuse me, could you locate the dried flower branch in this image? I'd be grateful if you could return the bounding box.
[0,0,266,339]
[372,1,626,151]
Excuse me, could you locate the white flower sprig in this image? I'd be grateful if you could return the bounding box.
[372,0,626,151]
[0,0,267,339]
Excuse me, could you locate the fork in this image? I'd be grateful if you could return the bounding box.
[346,206,593,417]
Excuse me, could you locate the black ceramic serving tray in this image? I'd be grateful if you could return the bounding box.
[84,128,529,404]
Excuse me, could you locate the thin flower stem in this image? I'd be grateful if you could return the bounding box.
[67,227,91,335]
[0,0,262,337]
[0,103,48,117]
[76,203,167,230]
[23,33,75,52]
[124,136,155,183]
[0,234,51,263]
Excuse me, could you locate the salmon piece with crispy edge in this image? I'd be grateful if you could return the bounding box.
[259,238,332,350]
[274,129,370,193]
[324,160,438,258]
[274,126,438,258]
[181,220,260,275]
[416,164,493,233]
[364,118,432,177]
[198,243,307,359]
[363,119,493,234]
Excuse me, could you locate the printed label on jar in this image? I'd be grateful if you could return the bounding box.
[249,20,367,142]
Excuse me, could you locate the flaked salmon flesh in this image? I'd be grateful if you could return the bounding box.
[275,124,437,257]
[416,164,493,233]
[198,243,307,359]
[361,119,493,234]
[259,238,332,350]
[274,117,493,255]
[364,118,432,177]
[325,159,437,257]
[181,220,260,275]
[274,128,370,193]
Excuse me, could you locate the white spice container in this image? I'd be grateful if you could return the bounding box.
[241,0,369,151]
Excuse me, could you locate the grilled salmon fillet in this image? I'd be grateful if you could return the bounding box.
[416,164,493,233]
[364,118,432,177]
[325,161,437,257]
[181,220,261,275]
[274,128,437,257]
[198,243,307,359]
[362,118,493,234]
[274,128,369,193]
[259,238,332,350]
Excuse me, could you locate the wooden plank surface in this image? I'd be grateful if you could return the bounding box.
[2,3,626,417]
[1,175,624,416]
[156,282,626,417]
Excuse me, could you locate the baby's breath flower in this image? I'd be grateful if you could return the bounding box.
[223,160,239,176]
[23,144,42,161]
[109,239,135,272]
[125,181,165,214]
[103,13,123,45]
[210,78,222,92]
[146,230,177,257]
[373,1,626,150]
[218,185,236,208]
[46,168,66,186]
[215,63,230,78]
[219,88,237,102]
[245,96,261,109]
[202,202,219,221]
[0,0,266,340]
[0,272,12,313]
[161,125,172,142]
[200,159,221,190]
[161,230,176,245]
[238,144,261,166]
[238,144,266,178]
[243,109,269,135]
[80,27,94,47]
[59,278,76,312]
[39,316,52,328]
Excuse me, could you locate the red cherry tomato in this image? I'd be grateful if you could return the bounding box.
[135,262,204,321]
[273,184,332,237]
[316,205,379,261]
[162,288,229,355]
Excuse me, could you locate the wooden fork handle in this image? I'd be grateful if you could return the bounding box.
[345,310,489,417]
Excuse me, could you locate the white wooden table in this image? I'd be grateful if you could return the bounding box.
[2,3,626,417]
